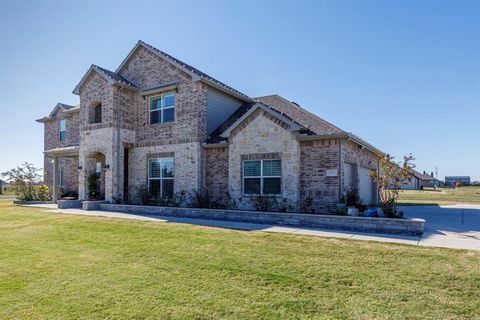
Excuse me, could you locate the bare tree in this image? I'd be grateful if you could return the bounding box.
[370,154,415,218]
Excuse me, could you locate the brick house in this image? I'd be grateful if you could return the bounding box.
[37,40,380,213]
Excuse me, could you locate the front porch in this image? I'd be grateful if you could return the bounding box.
[44,146,80,203]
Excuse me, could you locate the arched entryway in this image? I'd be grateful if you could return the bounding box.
[85,152,106,200]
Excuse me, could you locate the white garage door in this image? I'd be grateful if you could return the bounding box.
[359,167,374,204]
[344,162,356,190]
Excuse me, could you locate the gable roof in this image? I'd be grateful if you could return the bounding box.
[73,64,138,95]
[254,95,344,135]
[411,169,437,181]
[207,102,314,143]
[49,103,76,117]
[116,40,250,102]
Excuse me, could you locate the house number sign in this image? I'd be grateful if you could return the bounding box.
[326,169,338,177]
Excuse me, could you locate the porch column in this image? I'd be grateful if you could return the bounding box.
[52,156,58,204]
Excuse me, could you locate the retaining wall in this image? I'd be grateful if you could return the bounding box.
[98,204,425,235]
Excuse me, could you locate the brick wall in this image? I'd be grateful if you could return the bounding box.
[117,46,208,144]
[204,147,229,196]
[299,139,341,214]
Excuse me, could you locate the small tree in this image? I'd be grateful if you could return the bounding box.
[1,162,42,201]
[370,153,415,218]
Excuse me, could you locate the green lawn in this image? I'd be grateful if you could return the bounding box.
[0,199,479,319]
[398,186,480,206]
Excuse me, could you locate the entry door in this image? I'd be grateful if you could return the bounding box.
[359,167,374,204]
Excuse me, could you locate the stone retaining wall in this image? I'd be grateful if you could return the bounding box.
[98,204,425,236]
[58,200,82,209]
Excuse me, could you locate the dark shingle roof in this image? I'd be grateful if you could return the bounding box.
[254,95,344,135]
[206,102,314,143]
[127,41,250,101]
[92,65,137,88]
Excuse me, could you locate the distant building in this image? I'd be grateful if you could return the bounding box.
[445,176,471,187]
[402,170,438,190]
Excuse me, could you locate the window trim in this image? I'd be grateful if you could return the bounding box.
[59,119,66,142]
[148,92,175,125]
[242,159,282,195]
[147,157,174,198]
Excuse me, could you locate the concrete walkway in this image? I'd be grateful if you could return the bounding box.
[20,203,480,251]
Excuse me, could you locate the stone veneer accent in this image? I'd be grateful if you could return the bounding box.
[128,142,202,203]
[98,203,425,236]
[228,112,300,209]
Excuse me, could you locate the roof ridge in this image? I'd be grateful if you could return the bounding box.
[116,40,250,101]
[254,94,345,134]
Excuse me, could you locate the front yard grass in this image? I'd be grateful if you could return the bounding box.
[0,198,479,319]
[398,186,480,206]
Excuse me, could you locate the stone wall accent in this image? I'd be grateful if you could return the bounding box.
[128,142,202,202]
[98,203,425,236]
[117,46,208,143]
[228,112,300,209]
[78,127,135,202]
[299,139,341,213]
[205,147,229,196]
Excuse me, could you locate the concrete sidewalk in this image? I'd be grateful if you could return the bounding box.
[20,203,479,250]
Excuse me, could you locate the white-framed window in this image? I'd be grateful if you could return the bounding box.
[243,159,281,195]
[59,169,64,188]
[148,158,174,198]
[149,92,175,125]
[59,119,66,141]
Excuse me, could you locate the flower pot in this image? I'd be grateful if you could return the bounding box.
[376,207,385,217]
[348,207,359,216]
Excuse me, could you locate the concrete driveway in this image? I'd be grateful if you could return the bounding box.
[402,204,480,250]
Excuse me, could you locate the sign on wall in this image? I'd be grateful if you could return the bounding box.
[326,169,338,177]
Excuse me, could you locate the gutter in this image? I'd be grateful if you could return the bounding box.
[296,133,383,155]
[201,142,229,149]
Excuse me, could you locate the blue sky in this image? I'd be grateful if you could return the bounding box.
[0,0,479,181]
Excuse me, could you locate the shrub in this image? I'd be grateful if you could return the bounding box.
[1,162,41,201]
[299,197,314,213]
[37,184,52,201]
[250,195,291,212]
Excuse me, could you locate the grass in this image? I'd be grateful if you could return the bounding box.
[0,198,479,319]
[398,186,480,206]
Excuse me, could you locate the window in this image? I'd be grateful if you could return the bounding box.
[59,169,64,188]
[94,103,102,123]
[95,162,102,178]
[149,92,175,124]
[59,119,66,141]
[243,159,281,195]
[148,158,174,198]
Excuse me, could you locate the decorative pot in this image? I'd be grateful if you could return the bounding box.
[348,207,359,216]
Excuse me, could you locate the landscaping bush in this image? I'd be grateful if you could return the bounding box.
[37,184,52,201]
[2,162,43,201]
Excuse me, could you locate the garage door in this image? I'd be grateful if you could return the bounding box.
[359,167,374,204]
[344,162,356,190]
